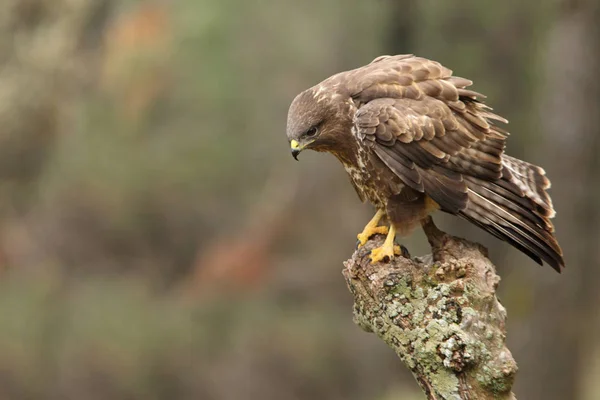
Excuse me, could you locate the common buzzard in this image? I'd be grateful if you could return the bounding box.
[286,55,564,272]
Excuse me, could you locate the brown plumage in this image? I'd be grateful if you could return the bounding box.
[286,55,564,272]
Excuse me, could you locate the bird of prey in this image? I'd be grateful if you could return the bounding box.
[286,55,564,272]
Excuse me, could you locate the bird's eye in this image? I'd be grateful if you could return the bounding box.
[305,126,318,137]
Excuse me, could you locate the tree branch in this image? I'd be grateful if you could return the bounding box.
[343,218,517,399]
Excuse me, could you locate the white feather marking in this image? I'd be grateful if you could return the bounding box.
[468,189,555,244]
[468,189,519,225]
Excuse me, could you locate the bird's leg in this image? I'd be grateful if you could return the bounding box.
[369,224,402,263]
[357,209,389,247]
[421,216,449,249]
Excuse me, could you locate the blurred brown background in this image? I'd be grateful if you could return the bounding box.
[0,0,598,399]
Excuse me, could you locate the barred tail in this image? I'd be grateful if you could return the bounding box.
[458,156,564,272]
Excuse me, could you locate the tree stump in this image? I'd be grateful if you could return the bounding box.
[343,218,517,399]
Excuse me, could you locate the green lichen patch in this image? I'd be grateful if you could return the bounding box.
[345,236,516,399]
[430,370,461,399]
[476,369,514,395]
[384,274,413,298]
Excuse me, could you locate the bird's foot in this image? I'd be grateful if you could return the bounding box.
[369,244,411,263]
[369,243,403,263]
[357,225,389,247]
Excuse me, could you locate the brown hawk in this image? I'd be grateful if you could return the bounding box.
[286,55,564,272]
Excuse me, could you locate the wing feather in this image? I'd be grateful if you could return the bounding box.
[373,146,423,191]
[353,95,485,213]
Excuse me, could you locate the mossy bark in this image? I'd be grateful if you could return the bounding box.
[343,218,517,399]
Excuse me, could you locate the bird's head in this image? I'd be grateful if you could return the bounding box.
[286,87,349,160]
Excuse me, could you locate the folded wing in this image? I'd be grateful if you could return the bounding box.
[350,55,564,271]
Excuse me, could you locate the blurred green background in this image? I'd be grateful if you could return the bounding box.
[0,0,599,399]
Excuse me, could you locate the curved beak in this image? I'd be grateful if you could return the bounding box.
[290,140,302,161]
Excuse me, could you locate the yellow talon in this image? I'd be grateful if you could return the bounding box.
[357,226,389,246]
[370,225,400,264]
[357,209,388,246]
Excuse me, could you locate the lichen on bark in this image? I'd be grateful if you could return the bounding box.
[343,219,517,400]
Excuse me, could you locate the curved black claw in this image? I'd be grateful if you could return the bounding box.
[400,244,411,259]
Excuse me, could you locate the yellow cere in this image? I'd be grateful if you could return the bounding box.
[290,139,301,150]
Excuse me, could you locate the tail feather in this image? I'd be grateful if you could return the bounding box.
[460,201,545,266]
[502,155,555,217]
[463,176,549,230]
[457,158,564,272]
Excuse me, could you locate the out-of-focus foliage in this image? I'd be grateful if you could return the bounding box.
[0,268,425,400]
[0,0,598,399]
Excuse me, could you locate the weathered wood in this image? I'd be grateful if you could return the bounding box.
[343,218,517,399]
